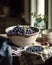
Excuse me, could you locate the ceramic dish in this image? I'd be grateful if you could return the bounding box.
[24,45,44,53]
[5,25,39,47]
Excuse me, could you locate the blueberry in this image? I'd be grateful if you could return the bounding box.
[11,30,16,35]
[25,28,33,34]
[14,27,18,32]
[18,27,24,34]
[26,47,32,52]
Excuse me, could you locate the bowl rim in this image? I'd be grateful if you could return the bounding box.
[5,25,40,36]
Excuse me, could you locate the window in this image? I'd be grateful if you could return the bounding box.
[30,0,37,26]
[30,0,48,29]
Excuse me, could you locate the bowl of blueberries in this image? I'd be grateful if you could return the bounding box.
[24,45,44,53]
[5,25,39,47]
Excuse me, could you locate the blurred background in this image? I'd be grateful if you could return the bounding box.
[0,0,52,33]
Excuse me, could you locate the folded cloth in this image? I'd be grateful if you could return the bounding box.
[0,36,13,65]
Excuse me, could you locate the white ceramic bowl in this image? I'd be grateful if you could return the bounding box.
[24,45,44,53]
[5,25,39,47]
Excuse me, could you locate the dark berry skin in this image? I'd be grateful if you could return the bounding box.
[14,27,18,32]
[26,46,44,52]
[25,28,33,34]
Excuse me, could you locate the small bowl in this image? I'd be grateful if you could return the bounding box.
[24,45,44,53]
[5,25,39,47]
[42,29,52,44]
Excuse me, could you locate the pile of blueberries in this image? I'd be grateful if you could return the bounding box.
[26,46,44,53]
[8,26,34,35]
[25,27,34,35]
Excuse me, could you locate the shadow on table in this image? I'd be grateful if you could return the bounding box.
[38,57,52,65]
[21,51,52,65]
[20,51,44,65]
